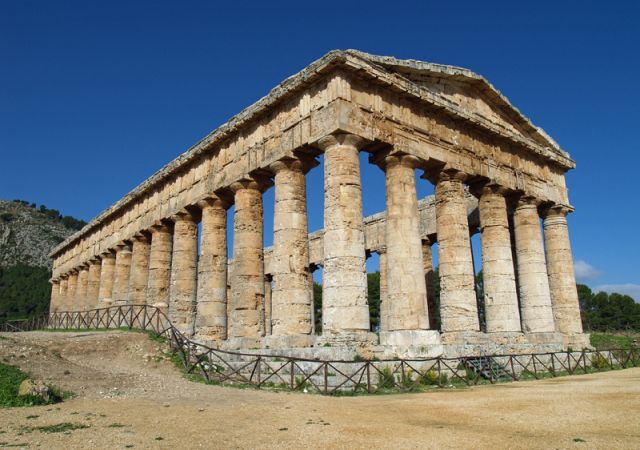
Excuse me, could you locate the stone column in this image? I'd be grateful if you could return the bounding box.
[86,258,102,310]
[49,279,60,313]
[67,270,78,311]
[146,223,173,308]
[169,211,199,334]
[128,233,151,304]
[378,249,388,332]
[542,205,583,336]
[318,134,370,334]
[477,185,521,332]
[269,158,313,338]
[264,277,272,336]
[59,276,68,311]
[98,251,116,305]
[195,196,229,340]
[512,196,556,333]
[381,154,429,331]
[76,265,89,311]
[434,170,479,332]
[112,243,133,304]
[230,179,266,339]
[422,239,438,330]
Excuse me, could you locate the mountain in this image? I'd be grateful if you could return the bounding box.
[0,200,86,269]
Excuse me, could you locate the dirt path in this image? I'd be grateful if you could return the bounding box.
[1,331,639,449]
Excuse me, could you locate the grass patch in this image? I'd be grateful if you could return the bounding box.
[28,422,90,433]
[0,363,65,407]
[590,333,639,350]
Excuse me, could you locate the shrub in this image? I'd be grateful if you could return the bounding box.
[377,366,396,389]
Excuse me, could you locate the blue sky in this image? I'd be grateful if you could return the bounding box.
[1,1,638,298]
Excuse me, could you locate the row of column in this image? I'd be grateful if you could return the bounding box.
[50,132,583,343]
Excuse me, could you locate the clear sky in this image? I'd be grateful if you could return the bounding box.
[1,1,638,299]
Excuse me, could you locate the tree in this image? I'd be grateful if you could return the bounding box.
[367,272,381,331]
[0,264,51,321]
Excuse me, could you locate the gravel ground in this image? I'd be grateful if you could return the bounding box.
[0,331,639,449]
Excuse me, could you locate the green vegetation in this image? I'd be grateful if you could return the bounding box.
[590,333,639,350]
[26,422,89,433]
[0,363,64,407]
[578,284,640,331]
[0,264,51,322]
[10,200,87,230]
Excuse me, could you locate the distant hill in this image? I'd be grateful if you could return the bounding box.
[0,200,87,321]
[0,199,86,269]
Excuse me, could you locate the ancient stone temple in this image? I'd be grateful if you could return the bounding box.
[48,50,589,358]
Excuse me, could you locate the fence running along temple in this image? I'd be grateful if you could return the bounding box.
[48,50,588,359]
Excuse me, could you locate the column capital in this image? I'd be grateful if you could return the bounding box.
[131,231,151,244]
[100,250,116,259]
[197,194,231,211]
[540,203,574,219]
[50,278,60,284]
[371,149,421,171]
[89,256,102,265]
[60,273,69,280]
[115,241,133,252]
[150,220,174,234]
[509,193,543,210]
[170,208,198,224]
[268,155,318,175]
[468,180,510,199]
[229,174,273,194]
[317,132,366,151]
[422,166,468,184]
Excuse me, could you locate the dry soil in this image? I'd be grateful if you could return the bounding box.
[0,331,638,449]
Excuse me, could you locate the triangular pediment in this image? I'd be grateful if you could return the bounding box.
[343,50,566,159]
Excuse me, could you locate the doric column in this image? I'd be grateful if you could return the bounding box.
[264,277,272,336]
[59,276,68,311]
[112,242,133,304]
[477,184,521,332]
[128,233,151,304]
[378,248,388,332]
[67,270,78,311]
[542,205,583,335]
[76,265,89,311]
[146,223,173,308]
[512,196,555,333]
[380,153,429,331]
[49,279,61,313]
[318,134,370,334]
[98,251,116,305]
[422,239,438,330]
[230,179,267,338]
[169,211,199,334]
[269,158,314,337]
[86,258,102,310]
[195,196,229,340]
[434,169,479,332]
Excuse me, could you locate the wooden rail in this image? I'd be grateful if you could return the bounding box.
[2,305,638,394]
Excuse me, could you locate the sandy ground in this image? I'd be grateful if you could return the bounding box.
[0,331,639,450]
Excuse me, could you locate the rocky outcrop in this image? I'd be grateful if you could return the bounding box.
[0,200,80,269]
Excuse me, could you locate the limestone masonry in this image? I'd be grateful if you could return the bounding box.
[48,50,588,357]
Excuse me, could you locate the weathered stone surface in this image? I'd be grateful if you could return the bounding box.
[66,271,78,311]
[435,171,479,332]
[112,243,132,304]
[230,180,265,338]
[86,258,101,310]
[381,154,429,331]
[146,224,172,308]
[195,197,229,340]
[169,213,198,334]
[319,134,370,335]
[543,205,583,336]
[49,280,60,313]
[513,197,556,333]
[269,159,313,338]
[76,265,89,311]
[98,252,115,305]
[58,277,68,311]
[128,235,150,304]
[477,185,521,332]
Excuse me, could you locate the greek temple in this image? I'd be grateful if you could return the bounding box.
[48,50,588,358]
